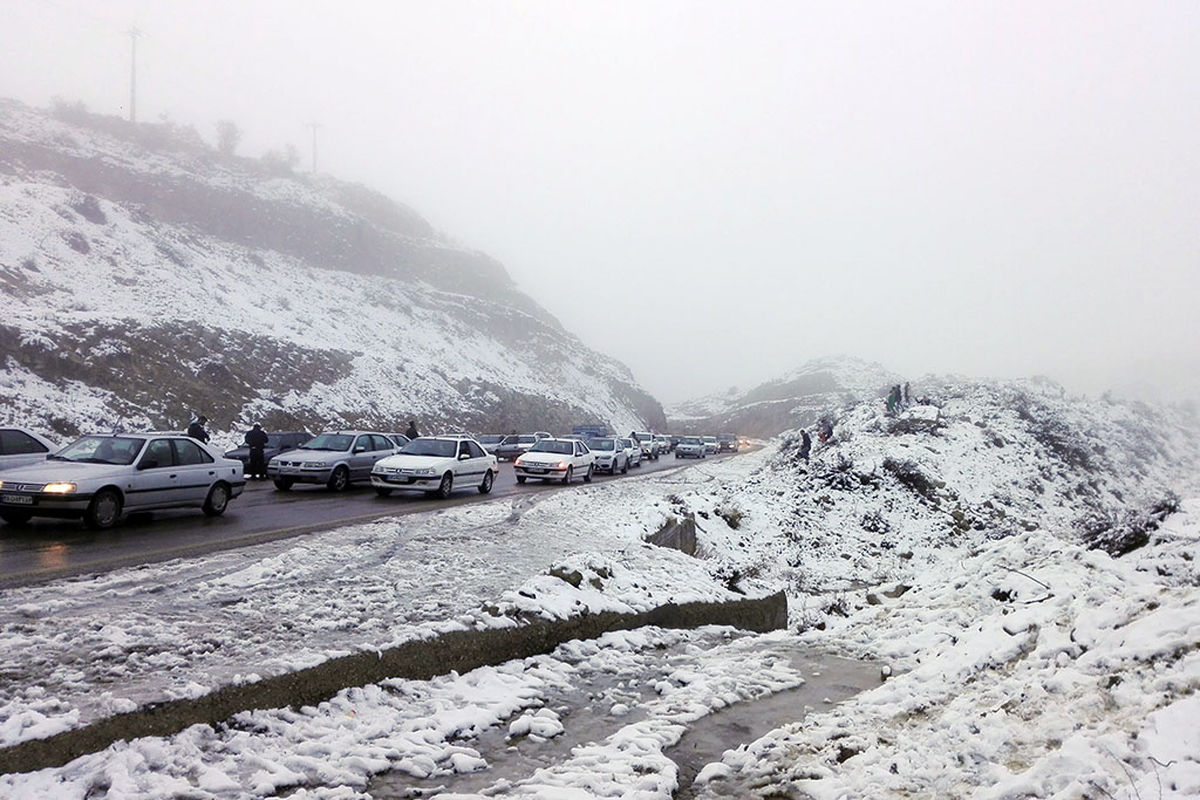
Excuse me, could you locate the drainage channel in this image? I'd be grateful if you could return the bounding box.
[367,633,877,798]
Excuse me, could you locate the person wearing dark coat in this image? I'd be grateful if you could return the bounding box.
[799,429,812,462]
[186,415,210,444]
[404,420,420,440]
[244,423,270,479]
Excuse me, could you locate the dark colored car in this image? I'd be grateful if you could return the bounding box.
[224,431,312,474]
[717,433,740,452]
[494,434,539,461]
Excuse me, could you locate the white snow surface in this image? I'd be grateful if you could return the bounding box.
[2,380,1199,799]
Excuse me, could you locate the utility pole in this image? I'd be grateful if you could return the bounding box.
[307,122,321,173]
[128,26,141,123]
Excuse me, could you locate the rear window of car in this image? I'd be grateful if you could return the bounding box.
[588,438,616,450]
[0,429,48,455]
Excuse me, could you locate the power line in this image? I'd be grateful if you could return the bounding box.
[128,26,141,123]
[307,122,322,173]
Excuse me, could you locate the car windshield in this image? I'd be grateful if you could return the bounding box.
[50,435,144,465]
[400,438,457,457]
[588,438,616,451]
[530,440,573,455]
[703,437,717,442]
[633,432,652,441]
[478,435,503,445]
[301,433,354,451]
[682,437,702,445]
[265,434,284,447]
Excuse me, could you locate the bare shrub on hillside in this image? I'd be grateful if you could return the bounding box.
[1077,491,1181,557]
[882,457,940,502]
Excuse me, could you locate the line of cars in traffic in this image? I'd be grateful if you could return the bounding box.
[0,425,744,531]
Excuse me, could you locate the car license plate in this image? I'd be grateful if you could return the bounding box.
[2,494,33,505]
[526,468,546,474]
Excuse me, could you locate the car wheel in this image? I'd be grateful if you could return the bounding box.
[375,487,393,497]
[327,466,350,492]
[202,482,230,517]
[561,466,573,485]
[478,470,494,494]
[273,477,294,491]
[516,475,527,484]
[621,458,628,474]
[436,472,453,499]
[583,465,593,483]
[0,510,33,526]
[84,488,122,530]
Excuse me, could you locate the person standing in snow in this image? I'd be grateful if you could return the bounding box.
[903,382,911,405]
[799,429,812,462]
[404,420,420,440]
[187,415,210,444]
[244,422,270,479]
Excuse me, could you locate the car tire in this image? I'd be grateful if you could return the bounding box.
[561,466,573,485]
[327,466,350,492]
[583,465,593,483]
[202,482,230,517]
[273,477,294,491]
[516,475,527,484]
[84,488,122,530]
[436,472,453,499]
[0,510,33,526]
[621,459,628,474]
[375,487,393,497]
[478,470,494,494]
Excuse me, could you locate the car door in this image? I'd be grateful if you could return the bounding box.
[171,437,217,505]
[346,435,378,481]
[456,440,490,484]
[128,438,178,510]
[0,429,51,472]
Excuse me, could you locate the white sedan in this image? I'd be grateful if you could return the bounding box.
[371,435,498,498]
[514,438,596,484]
[0,433,245,529]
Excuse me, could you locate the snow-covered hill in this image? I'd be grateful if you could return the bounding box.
[0,99,664,439]
[665,356,901,437]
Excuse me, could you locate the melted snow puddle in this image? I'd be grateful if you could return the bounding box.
[368,634,876,799]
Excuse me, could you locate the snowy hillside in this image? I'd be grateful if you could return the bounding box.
[666,355,901,437]
[0,99,664,438]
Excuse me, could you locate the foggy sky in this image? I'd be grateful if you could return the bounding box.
[3,1,1198,404]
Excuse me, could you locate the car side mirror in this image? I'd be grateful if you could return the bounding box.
[138,459,159,470]
[354,446,366,453]
[458,453,471,460]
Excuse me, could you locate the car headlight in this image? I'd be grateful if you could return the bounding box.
[514,458,525,467]
[42,482,77,494]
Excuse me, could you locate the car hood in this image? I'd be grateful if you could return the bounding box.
[374,454,454,470]
[518,452,574,465]
[271,448,346,463]
[0,460,132,485]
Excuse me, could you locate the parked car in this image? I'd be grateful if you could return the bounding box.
[385,433,412,449]
[717,433,740,452]
[0,433,244,529]
[495,434,539,461]
[630,431,660,460]
[223,431,311,474]
[267,431,397,491]
[514,438,596,484]
[586,437,628,475]
[476,434,506,455]
[675,436,707,458]
[618,437,642,468]
[701,435,720,454]
[0,427,58,472]
[371,435,498,498]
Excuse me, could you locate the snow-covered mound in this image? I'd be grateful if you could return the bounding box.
[0,99,664,438]
[666,355,901,437]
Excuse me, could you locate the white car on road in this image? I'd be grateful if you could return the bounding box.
[618,437,642,468]
[586,437,627,475]
[631,431,660,461]
[675,436,707,458]
[514,438,596,484]
[0,433,244,529]
[371,435,498,498]
[701,435,720,454]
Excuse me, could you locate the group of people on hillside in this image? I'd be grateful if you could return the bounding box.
[885,382,911,415]
[182,415,422,479]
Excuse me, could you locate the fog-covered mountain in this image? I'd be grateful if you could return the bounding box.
[666,356,902,437]
[0,99,665,439]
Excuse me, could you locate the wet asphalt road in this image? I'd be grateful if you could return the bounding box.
[0,451,738,589]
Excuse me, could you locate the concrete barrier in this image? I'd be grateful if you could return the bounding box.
[647,514,697,555]
[0,591,787,775]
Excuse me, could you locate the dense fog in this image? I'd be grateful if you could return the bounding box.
[3,0,1197,403]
